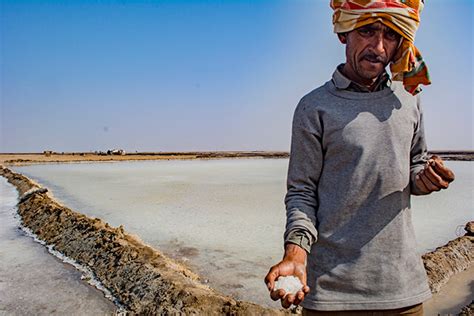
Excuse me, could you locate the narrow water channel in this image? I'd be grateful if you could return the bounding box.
[0,177,117,315]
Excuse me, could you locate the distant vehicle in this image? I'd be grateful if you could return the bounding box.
[107,149,126,155]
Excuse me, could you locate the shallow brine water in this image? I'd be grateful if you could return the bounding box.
[0,177,117,315]
[12,159,473,307]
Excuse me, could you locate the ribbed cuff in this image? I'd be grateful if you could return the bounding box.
[285,232,312,254]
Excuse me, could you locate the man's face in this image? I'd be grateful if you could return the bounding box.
[339,22,401,84]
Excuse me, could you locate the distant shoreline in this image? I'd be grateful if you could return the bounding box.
[0,150,472,166]
[0,151,288,166]
[428,150,474,161]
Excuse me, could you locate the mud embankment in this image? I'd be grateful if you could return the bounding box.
[459,301,474,316]
[0,166,288,315]
[422,222,474,294]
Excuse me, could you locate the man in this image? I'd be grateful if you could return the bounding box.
[265,1,455,315]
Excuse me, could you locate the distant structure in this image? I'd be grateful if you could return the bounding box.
[43,150,53,157]
[107,149,126,155]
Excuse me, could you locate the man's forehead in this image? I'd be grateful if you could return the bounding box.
[358,22,395,32]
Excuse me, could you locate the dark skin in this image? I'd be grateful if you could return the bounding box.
[264,22,455,309]
[264,243,309,308]
[415,155,455,194]
[339,22,401,91]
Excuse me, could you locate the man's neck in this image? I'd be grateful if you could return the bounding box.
[341,63,382,92]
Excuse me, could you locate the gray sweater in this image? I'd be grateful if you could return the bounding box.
[284,68,432,311]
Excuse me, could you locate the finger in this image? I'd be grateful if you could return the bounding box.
[293,290,305,306]
[415,174,430,193]
[302,285,310,294]
[281,294,295,309]
[432,161,455,182]
[281,299,291,309]
[264,265,279,291]
[430,155,442,164]
[270,289,286,301]
[424,165,449,189]
[419,173,440,192]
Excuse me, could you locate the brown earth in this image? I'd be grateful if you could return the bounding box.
[459,301,474,316]
[422,222,474,294]
[0,152,289,166]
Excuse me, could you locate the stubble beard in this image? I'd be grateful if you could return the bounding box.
[353,58,387,83]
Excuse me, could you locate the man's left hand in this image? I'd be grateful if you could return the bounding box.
[415,155,455,194]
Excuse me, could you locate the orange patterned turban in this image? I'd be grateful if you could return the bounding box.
[330,0,430,95]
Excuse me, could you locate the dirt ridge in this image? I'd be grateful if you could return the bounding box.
[422,222,474,294]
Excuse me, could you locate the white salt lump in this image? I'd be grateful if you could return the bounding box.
[274,276,303,295]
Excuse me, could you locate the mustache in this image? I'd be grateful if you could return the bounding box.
[361,53,387,63]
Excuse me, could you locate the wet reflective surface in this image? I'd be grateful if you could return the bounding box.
[0,177,117,315]
[424,266,474,314]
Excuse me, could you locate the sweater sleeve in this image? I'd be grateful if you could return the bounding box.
[283,98,323,253]
[409,95,430,195]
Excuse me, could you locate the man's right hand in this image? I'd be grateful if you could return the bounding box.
[264,243,310,309]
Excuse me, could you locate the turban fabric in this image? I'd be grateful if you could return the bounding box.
[330,0,430,95]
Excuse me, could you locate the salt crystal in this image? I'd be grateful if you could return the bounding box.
[274,276,303,295]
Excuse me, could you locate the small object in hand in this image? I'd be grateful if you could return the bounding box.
[426,158,436,169]
[274,276,303,295]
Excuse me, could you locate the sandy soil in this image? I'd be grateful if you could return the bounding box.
[0,152,289,166]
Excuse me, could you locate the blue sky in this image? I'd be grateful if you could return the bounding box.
[1,0,472,152]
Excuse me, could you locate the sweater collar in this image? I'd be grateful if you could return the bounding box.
[332,64,391,93]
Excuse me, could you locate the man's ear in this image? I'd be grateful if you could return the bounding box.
[338,33,347,44]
